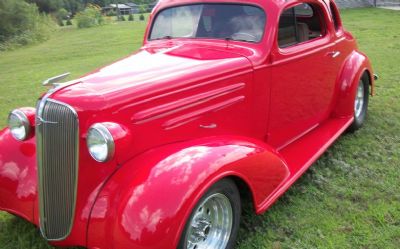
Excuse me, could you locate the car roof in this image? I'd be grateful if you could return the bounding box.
[153,0,330,10]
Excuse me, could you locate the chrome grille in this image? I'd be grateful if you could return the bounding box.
[36,98,79,240]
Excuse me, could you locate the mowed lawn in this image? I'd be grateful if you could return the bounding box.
[0,8,399,249]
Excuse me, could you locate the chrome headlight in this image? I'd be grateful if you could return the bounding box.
[8,109,31,141]
[87,123,115,162]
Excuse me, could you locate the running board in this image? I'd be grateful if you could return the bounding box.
[257,117,354,213]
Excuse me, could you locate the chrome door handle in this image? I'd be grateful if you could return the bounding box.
[328,51,341,58]
[200,123,217,129]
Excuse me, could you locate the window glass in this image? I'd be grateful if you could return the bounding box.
[329,2,340,31]
[295,4,313,17]
[278,8,297,47]
[278,3,325,48]
[150,4,266,42]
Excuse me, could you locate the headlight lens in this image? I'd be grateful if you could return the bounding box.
[8,110,31,141]
[87,123,115,162]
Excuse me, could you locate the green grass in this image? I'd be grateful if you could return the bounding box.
[0,7,399,249]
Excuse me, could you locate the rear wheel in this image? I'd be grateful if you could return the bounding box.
[348,74,369,132]
[178,179,241,249]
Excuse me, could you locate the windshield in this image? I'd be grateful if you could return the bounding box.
[149,4,266,43]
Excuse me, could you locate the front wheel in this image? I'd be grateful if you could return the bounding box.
[178,179,241,249]
[348,74,370,132]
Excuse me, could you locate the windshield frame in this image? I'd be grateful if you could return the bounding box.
[147,2,267,44]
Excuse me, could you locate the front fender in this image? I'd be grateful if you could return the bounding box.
[87,136,289,249]
[0,128,37,223]
[333,50,374,118]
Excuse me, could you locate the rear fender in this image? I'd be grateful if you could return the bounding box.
[0,128,37,223]
[87,136,289,249]
[332,51,375,118]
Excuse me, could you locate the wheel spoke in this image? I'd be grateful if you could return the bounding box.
[185,193,233,249]
[354,80,365,118]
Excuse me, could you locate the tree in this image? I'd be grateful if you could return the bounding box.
[26,0,63,13]
[139,4,147,14]
[0,0,56,49]
[63,0,84,15]
[75,4,104,28]
[1,0,42,41]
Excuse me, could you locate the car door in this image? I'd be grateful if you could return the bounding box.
[267,2,338,149]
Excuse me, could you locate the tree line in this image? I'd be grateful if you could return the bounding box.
[1,0,153,50]
[26,0,155,15]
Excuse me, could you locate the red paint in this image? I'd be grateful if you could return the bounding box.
[0,0,375,248]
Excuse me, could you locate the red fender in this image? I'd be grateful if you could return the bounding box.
[332,50,375,118]
[87,136,289,249]
[0,128,37,223]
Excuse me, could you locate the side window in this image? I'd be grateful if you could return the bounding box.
[278,8,297,47]
[329,1,341,31]
[278,3,326,48]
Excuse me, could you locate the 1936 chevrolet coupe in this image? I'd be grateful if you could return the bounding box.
[0,0,376,248]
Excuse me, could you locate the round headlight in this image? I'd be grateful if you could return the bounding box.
[8,109,31,141]
[87,123,115,162]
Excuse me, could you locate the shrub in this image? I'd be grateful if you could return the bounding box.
[139,14,145,21]
[56,8,69,20]
[75,4,104,29]
[106,10,116,16]
[0,0,56,50]
[139,5,148,14]
[66,19,73,26]
[55,8,69,26]
[128,14,134,21]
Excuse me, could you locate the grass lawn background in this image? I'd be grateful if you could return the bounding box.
[0,8,399,249]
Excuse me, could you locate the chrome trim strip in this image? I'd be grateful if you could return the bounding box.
[36,98,79,241]
[162,96,245,130]
[132,83,245,124]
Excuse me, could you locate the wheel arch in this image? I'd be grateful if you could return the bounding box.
[362,69,374,95]
[86,136,289,249]
[332,50,375,118]
[229,175,256,211]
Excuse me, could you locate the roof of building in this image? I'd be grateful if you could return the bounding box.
[109,4,132,9]
[126,3,139,7]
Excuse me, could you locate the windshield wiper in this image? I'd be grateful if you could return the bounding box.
[224,37,254,43]
[154,35,173,40]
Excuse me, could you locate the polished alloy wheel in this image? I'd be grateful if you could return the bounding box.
[354,80,365,118]
[185,193,233,249]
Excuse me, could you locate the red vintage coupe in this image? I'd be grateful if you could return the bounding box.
[0,0,376,248]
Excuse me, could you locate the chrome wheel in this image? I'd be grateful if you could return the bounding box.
[348,74,370,133]
[185,193,233,249]
[354,80,365,118]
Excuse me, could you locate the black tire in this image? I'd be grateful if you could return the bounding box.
[178,179,241,249]
[348,73,370,132]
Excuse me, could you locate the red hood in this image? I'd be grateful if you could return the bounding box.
[53,42,254,109]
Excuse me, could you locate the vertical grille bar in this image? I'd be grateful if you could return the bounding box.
[36,98,79,240]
